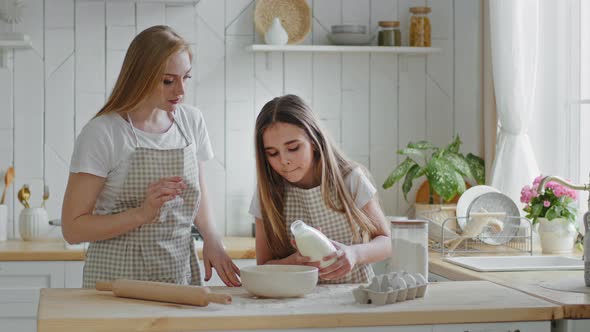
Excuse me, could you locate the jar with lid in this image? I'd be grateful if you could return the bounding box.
[409,6,431,47]
[386,219,428,278]
[377,21,401,46]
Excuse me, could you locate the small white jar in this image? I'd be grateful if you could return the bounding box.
[19,208,49,241]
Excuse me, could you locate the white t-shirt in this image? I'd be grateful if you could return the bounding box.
[248,167,377,220]
[70,104,214,215]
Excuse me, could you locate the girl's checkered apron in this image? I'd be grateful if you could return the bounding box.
[284,184,374,284]
[82,113,202,288]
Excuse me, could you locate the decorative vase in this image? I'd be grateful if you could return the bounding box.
[536,217,576,254]
[265,17,289,45]
[19,207,49,241]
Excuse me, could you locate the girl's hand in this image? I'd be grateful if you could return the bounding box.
[318,240,357,281]
[138,176,186,223]
[289,239,321,267]
[202,239,241,287]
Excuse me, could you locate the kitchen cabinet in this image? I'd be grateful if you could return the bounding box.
[0,261,68,332]
[553,319,590,332]
[433,321,548,332]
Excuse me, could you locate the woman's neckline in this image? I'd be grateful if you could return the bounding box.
[117,108,178,136]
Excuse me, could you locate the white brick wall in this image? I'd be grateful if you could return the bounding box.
[0,0,482,238]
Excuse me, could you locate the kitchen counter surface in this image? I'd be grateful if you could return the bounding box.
[429,250,590,319]
[0,237,255,261]
[37,280,561,332]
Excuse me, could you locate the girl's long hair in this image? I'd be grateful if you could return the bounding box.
[254,95,379,259]
[95,25,192,116]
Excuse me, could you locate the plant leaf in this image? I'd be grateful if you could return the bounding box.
[402,164,421,201]
[532,203,543,217]
[397,147,427,161]
[382,158,417,189]
[445,153,474,180]
[465,153,485,184]
[445,135,462,154]
[455,171,466,196]
[407,140,436,150]
[426,157,459,202]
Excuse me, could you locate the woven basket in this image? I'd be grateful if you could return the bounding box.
[413,203,459,243]
[254,0,311,45]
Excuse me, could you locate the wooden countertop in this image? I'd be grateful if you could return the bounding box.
[429,251,590,319]
[37,281,561,332]
[0,237,255,261]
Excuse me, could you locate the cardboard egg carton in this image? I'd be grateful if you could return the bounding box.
[352,271,428,305]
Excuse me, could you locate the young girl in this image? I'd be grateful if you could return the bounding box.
[249,95,391,283]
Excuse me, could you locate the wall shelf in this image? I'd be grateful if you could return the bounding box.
[0,40,32,48]
[0,35,32,68]
[248,44,441,54]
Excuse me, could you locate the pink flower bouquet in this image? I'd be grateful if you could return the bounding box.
[520,175,578,224]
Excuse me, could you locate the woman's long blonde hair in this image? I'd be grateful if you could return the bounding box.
[255,95,379,259]
[96,25,192,116]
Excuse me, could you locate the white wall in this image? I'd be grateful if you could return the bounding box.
[0,0,482,238]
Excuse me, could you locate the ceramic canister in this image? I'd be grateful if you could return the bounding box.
[0,204,7,241]
[19,207,49,241]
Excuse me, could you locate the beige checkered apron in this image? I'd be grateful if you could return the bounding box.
[284,184,374,284]
[82,113,202,288]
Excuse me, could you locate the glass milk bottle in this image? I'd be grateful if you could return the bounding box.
[387,219,428,278]
[290,220,337,268]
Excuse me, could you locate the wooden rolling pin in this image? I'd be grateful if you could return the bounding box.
[95,279,232,306]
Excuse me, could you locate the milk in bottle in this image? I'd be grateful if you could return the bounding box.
[290,220,337,268]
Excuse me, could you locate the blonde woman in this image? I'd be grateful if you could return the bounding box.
[62,25,240,288]
[250,95,391,283]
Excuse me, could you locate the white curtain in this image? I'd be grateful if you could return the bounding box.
[489,0,540,205]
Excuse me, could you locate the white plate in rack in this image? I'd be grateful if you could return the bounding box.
[456,185,500,230]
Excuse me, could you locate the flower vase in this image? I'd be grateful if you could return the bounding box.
[19,207,49,241]
[536,217,576,254]
[265,17,289,45]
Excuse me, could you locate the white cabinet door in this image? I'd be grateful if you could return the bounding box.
[65,261,85,288]
[0,261,65,288]
[0,261,66,332]
[433,321,550,332]
[201,259,256,286]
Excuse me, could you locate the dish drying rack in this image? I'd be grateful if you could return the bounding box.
[430,215,533,257]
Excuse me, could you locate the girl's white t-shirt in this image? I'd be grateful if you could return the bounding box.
[69,104,214,215]
[248,167,377,220]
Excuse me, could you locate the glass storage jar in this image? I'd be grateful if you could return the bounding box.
[386,219,428,278]
[409,6,431,47]
[377,21,401,46]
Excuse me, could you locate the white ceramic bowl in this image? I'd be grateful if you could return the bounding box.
[240,265,318,298]
[327,32,375,45]
[331,24,367,34]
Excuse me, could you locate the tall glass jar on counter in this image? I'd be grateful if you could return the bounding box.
[409,6,431,47]
[377,21,401,46]
[386,219,428,278]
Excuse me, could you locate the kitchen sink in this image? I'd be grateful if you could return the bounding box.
[443,255,584,272]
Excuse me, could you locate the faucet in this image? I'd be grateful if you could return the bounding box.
[537,175,590,210]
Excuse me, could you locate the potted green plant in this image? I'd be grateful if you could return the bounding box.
[382,135,485,236]
[382,135,485,203]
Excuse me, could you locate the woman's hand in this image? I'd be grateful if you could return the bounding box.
[318,240,357,281]
[137,176,186,223]
[202,238,241,287]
